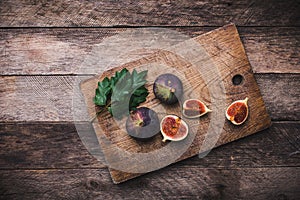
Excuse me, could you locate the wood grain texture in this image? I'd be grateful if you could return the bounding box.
[0,122,299,170]
[256,74,300,121]
[0,122,103,169]
[0,27,299,75]
[0,0,298,198]
[0,74,299,122]
[0,0,299,27]
[80,24,271,183]
[0,167,299,200]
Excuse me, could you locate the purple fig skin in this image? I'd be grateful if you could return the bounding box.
[153,73,183,105]
[126,107,160,141]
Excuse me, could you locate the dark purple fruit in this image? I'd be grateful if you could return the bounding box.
[126,107,160,141]
[153,73,183,105]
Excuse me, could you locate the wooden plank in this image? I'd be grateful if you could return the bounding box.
[0,74,299,122]
[0,122,299,169]
[256,74,300,121]
[0,27,299,75]
[0,167,299,199]
[0,0,299,27]
[0,122,104,169]
[80,24,272,183]
[239,27,300,74]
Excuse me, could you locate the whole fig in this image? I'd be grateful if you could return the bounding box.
[153,73,183,105]
[126,107,160,141]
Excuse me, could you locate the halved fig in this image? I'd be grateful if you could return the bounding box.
[225,97,249,125]
[160,115,189,142]
[182,99,212,118]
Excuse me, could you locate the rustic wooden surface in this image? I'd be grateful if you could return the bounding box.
[1,27,299,74]
[0,0,299,27]
[0,0,299,198]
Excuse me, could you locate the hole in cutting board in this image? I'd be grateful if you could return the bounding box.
[232,74,244,85]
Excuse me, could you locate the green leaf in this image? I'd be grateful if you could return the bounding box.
[130,95,147,110]
[98,77,110,88]
[132,70,148,88]
[93,77,112,106]
[94,68,148,118]
[116,68,128,80]
[133,86,148,96]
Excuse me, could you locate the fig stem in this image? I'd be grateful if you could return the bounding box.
[90,102,111,123]
[162,138,167,142]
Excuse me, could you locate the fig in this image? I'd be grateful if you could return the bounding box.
[182,99,212,118]
[225,97,249,125]
[160,115,189,142]
[153,73,183,105]
[126,107,160,140]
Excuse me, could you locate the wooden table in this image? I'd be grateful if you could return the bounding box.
[0,1,299,199]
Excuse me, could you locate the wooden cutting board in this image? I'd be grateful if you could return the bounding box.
[80,24,271,184]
